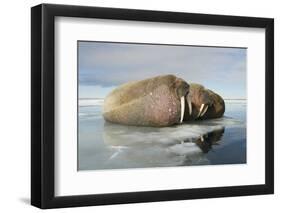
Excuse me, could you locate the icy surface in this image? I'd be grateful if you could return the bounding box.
[78,99,246,170]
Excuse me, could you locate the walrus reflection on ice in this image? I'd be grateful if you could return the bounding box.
[103,75,225,127]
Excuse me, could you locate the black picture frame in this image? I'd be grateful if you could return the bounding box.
[31,3,274,209]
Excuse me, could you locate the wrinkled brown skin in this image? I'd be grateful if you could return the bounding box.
[103,75,189,127]
[184,83,225,121]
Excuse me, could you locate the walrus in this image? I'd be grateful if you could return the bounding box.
[184,83,225,121]
[103,75,190,127]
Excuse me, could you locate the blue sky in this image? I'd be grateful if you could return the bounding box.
[78,41,247,99]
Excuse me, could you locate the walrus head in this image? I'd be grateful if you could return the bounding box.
[184,83,225,121]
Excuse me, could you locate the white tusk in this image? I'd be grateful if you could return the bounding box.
[180,96,185,123]
[197,104,205,118]
[200,105,209,117]
[200,136,204,142]
[187,96,192,115]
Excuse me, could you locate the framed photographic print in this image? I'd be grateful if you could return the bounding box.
[31,3,274,209]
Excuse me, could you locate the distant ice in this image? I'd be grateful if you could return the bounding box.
[224,99,247,104]
[79,98,104,107]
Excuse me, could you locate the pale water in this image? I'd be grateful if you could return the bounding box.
[78,99,246,170]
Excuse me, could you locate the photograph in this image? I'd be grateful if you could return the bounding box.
[30,3,274,209]
[78,41,247,171]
